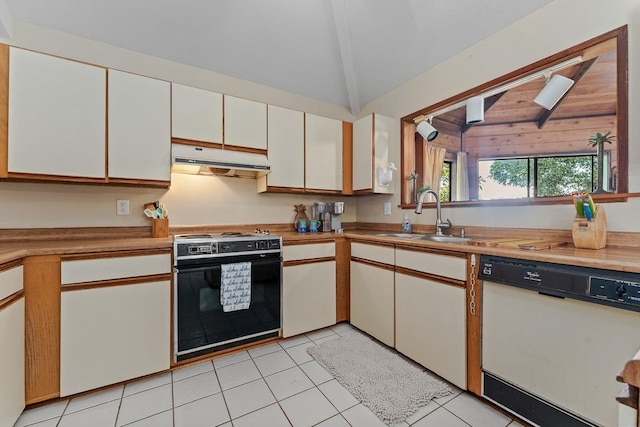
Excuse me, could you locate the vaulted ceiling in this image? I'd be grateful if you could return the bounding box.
[3,0,554,114]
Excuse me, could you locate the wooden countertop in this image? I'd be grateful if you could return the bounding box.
[0,228,638,274]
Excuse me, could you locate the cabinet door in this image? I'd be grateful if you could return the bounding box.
[305,114,342,191]
[283,261,336,337]
[372,114,394,194]
[352,114,373,191]
[0,299,25,427]
[60,281,170,396]
[350,261,394,346]
[264,105,304,189]
[396,249,466,282]
[108,70,171,182]
[395,273,466,388]
[224,95,267,150]
[171,83,223,144]
[8,47,106,178]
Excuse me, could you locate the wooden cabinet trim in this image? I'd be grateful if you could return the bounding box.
[342,121,353,195]
[61,273,172,292]
[350,257,395,272]
[395,244,467,259]
[171,138,223,149]
[61,248,171,261]
[283,257,334,267]
[0,259,22,272]
[106,177,171,188]
[466,254,482,396]
[349,238,394,248]
[395,266,465,288]
[6,172,107,184]
[24,255,61,404]
[0,290,24,311]
[284,239,336,246]
[335,236,350,323]
[222,144,267,156]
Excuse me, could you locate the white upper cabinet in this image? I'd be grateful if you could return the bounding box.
[108,70,171,182]
[305,113,342,192]
[353,113,394,194]
[171,83,223,144]
[259,105,304,190]
[223,95,267,151]
[8,47,106,179]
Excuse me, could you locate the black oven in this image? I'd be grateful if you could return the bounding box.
[173,234,282,362]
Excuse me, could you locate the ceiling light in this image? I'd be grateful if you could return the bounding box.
[414,115,438,141]
[466,96,484,124]
[533,74,575,110]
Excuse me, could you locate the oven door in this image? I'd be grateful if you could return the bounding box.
[174,253,281,362]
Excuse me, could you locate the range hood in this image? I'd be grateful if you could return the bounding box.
[171,143,270,178]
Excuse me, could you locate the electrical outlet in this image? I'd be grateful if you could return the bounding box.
[116,199,130,215]
[383,202,391,215]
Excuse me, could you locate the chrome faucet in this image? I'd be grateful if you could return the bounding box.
[414,189,452,235]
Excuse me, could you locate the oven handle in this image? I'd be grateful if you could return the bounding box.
[175,258,282,274]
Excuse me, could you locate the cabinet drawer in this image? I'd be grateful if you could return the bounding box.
[283,243,335,262]
[351,242,394,265]
[62,253,171,285]
[395,249,466,281]
[0,266,23,300]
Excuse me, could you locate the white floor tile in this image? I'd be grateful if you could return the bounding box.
[306,328,338,341]
[65,384,123,415]
[14,400,68,427]
[16,418,60,427]
[212,350,250,369]
[123,372,171,397]
[231,403,292,427]
[116,383,172,426]
[223,379,276,419]
[329,322,354,333]
[58,400,119,427]
[279,387,338,427]
[215,359,261,390]
[444,394,510,427]
[299,360,334,385]
[264,366,314,400]
[174,393,230,427]
[253,350,296,377]
[173,370,221,407]
[404,400,440,425]
[315,414,351,427]
[341,403,388,427]
[284,341,315,364]
[313,334,341,345]
[434,385,462,406]
[337,328,359,337]
[248,342,282,358]
[412,407,470,427]
[172,360,213,382]
[279,334,311,349]
[318,379,359,412]
[123,410,173,427]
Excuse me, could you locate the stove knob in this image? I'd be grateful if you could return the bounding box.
[616,284,627,298]
[258,241,267,250]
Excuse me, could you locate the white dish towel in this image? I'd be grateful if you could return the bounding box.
[220,262,251,312]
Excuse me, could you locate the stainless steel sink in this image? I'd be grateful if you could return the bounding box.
[374,233,421,239]
[419,234,471,244]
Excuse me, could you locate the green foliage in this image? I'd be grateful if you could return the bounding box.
[439,162,451,202]
[488,156,596,197]
[588,131,615,147]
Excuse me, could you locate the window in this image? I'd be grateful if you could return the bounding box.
[439,161,452,202]
[478,154,607,199]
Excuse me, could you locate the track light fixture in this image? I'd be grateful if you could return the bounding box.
[466,96,484,124]
[533,73,575,110]
[414,115,438,142]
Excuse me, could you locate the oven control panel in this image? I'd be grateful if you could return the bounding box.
[174,235,282,261]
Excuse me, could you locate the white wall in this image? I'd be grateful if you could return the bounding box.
[0,22,355,228]
[356,0,640,233]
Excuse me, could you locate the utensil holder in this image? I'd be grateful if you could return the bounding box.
[151,218,169,238]
[572,206,606,249]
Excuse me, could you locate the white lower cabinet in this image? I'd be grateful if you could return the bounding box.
[60,281,170,396]
[283,261,336,338]
[0,299,25,427]
[350,261,395,347]
[395,273,467,389]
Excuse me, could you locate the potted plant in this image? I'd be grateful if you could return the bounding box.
[407,172,419,203]
[588,131,615,193]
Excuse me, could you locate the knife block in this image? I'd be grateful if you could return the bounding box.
[572,206,606,249]
[151,218,169,238]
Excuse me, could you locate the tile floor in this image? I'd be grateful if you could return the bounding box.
[15,323,527,427]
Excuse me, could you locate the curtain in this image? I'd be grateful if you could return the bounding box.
[422,144,446,201]
[456,151,470,201]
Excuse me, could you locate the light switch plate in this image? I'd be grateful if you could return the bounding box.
[117,199,130,215]
[383,202,391,215]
